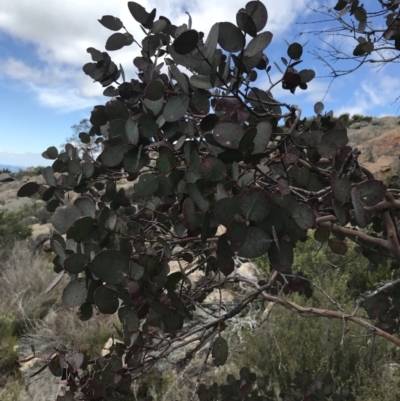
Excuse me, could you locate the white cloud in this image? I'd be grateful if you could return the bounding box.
[0,0,312,112]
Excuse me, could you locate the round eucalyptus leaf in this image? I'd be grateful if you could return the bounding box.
[64,253,87,274]
[218,22,245,53]
[67,217,95,242]
[82,162,94,179]
[245,1,268,32]
[17,182,40,197]
[199,156,227,182]
[183,197,202,232]
[156,147,177,174]
[189,74,213,90]
[314,226,330,243]
[240,188,271,221]
[101,144,132,167]
[244,31,273,58]
[328,238,348,255]
[287,42,303,59]
[123,148,148,173]
[355,180,387,206]
[268,240,293,273]
[213,196,242,226]
[77,302,93,321]
[94,285,119,314]
[173,30,199,55]
[98,15,123,31]
[200,114,219,131]
[253,121,272,154]
[351,189,367,228]
[74,197,96,218]
[293,203,315,230]
[226,221,248,248]
[42,167,56,186]
[163,95,189,122]
[237,226,271,258]
[52,205,82,234]
[330,172,351,204]
[212,336,229,367]
[169,64,189,94]
[214,122,244,149]
[187,183,210,211]
[62,280,87,308]
[90,250,129,284]
[145,79,165,101]
[118,305,140,332]
[299,69,315,83]
[314,101,324,114]
[134,174,159,197]
[42,146,59,160]
[125,118,139,145]
[236,11,257,37]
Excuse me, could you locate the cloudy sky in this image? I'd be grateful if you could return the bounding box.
[1,0,399,167]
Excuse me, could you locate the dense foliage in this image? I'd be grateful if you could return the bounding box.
[17,1,400,399]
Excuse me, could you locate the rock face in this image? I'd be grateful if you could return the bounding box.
[347,117,400,181]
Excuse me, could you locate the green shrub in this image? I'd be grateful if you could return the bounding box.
[0,210,32,247]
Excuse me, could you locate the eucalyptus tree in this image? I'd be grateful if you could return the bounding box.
[18,1,400,400]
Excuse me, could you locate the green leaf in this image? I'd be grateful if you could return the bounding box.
[253,121,272,154]
[52,205,82,234]
[77,302,93,322]
[200,114,219,131]
[138,113,159,138]
[189,74,213,90]
[314,226,330,243]
[169,64,189,94]
[314,101,324,114]
[101,144,132,167]
[128,1,151,24]
[98,15,123,31]
[156,147,177,174]
[236,11,257,37]
[105,33,133,51]
[293,203,315,230]
[124,147,148,173]
[42,146,58,160]
[199,156,227,182]
[118,305,139,332]
[82,162,94,179]
[95,285,119,314]
[74,197,96,218]
[226,221,248,248]
[331,172,351,204]
[328,238,348,255]
[240,188,271,221]
[218,22,245,53]
[351,189,367,228]
[173,30,199,55]
[134,174,159,197]
[213,196,242,226]
[90,250,129,284]
[212,336,229,367]
[355,180,387,206]
[204,23,220,59]
[145,79,164,101]
[187,183,210,212]
[163,95,189,122]
[244,31,273,58]
[268,240,293,272]
[183,197,202,232]
[245,1,268,32]
[64,253,87,274]
[193,89,210,114]
[67,217,95,242]
[62,280,87,308]
[287,42,303,59]
[237,226,271,258]
[298,69,315,83]
[17,182,40,197]
[213,122,244,149]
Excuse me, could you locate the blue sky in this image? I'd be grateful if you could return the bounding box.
[1,0,399,167]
